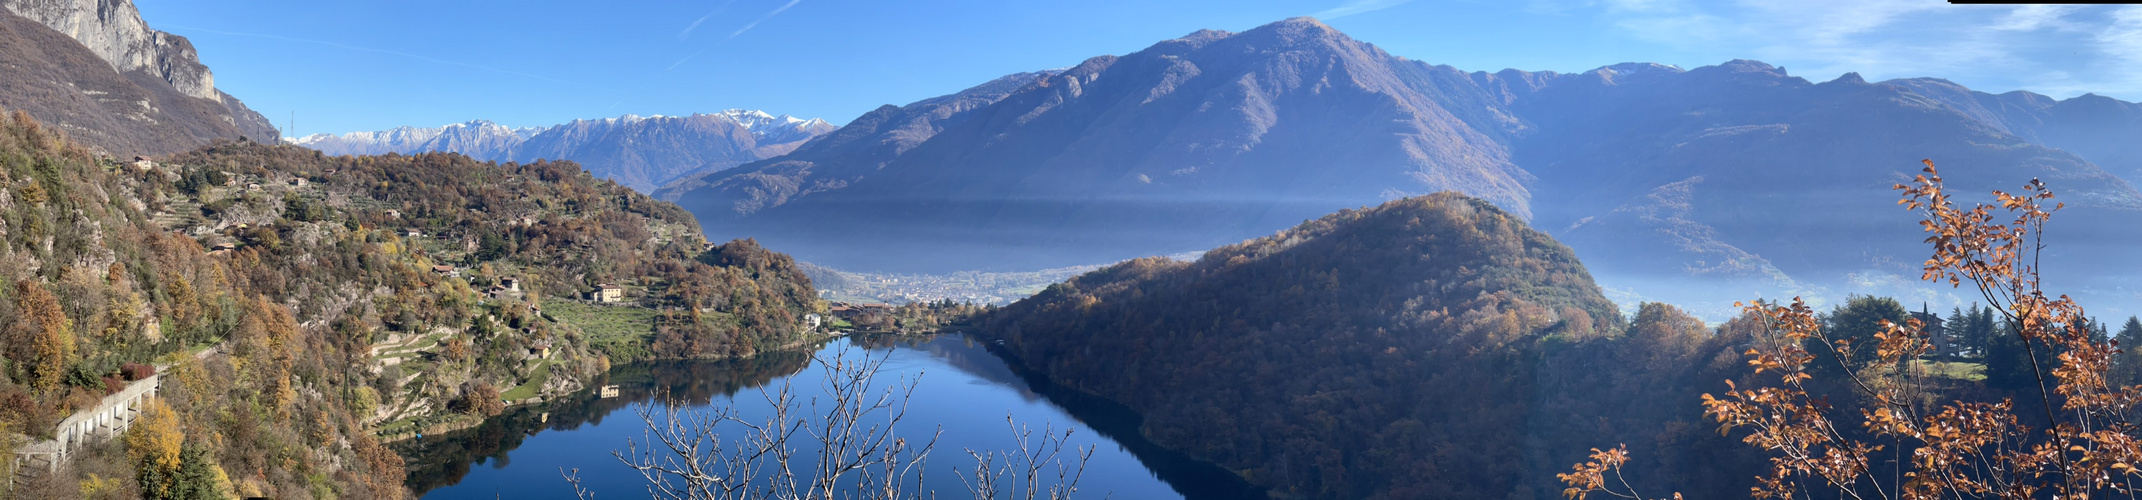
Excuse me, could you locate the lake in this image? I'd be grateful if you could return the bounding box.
[397,333,1266,499]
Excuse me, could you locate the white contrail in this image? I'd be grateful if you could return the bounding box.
[728,0,804,41]
[678,0,738,40]
[1315,0,1412,20]
[165,24,591,88]
[669,0,804,70]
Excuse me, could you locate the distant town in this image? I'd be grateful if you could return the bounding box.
[797,258,1202,305]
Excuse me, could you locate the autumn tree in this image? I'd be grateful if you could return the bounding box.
[11,281,76,392]
[126,398,184,499]
[455,381,503,417]
[1564,160,2142,499]
[441,336,473,363]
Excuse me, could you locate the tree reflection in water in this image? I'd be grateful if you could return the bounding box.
[398,350,815,493]
[398,334,1264,499]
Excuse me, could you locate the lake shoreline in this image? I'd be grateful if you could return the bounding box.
[394,332,1267,499]
[968,332,1273,500]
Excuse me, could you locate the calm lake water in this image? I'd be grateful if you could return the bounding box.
[398,334,1265,499]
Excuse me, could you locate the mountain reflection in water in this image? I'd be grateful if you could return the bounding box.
[398,334,1265,499]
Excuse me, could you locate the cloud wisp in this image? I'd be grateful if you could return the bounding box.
[1315,0,1412,20]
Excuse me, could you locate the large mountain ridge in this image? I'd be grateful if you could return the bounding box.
[294,110,836,191]
[662,17,2142,318]
[0,0,278,156]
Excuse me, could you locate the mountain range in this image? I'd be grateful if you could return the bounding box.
[660,17,2142,318]
[293,110,836,190]
[0,0,278,156]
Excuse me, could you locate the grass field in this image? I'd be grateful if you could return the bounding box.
[543,299,657,361]
[500,360,552,401]
[1916,360,1986,381]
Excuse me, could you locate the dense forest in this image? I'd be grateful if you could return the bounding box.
[0,109,817,498]
[979,193,1770,498]
[983,188,2142,498]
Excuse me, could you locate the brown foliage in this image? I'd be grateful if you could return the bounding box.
[457,381,504,417]
[1564,160,2142,499]
[9,281,74,392]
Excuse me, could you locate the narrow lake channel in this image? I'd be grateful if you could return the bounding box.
[398,333,1266,499]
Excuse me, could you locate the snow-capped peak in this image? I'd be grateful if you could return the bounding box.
[711,109,824,133]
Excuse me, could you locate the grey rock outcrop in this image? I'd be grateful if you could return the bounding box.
[0,0,276,156]
[3,0,218,101]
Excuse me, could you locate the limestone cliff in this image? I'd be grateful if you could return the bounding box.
[0,0,277,155]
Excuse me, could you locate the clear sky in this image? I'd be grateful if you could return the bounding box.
[131,0,2142,138]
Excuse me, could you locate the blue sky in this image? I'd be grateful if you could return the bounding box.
[132,0,2142,138]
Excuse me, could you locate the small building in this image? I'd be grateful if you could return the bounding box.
[404,229,422,238]
[384,209,401,219]
[1913,303,1956,357]
[529,341,552,359]
[288,178,306,187]
[431,264,456,276]
[130,156,156,171]
[805,313,822,329]
[500,276,521,293]
[209,243,236,252]
[599,385,620,398]
[588,284,623,303]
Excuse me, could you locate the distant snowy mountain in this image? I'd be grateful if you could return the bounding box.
[291,110,835,190]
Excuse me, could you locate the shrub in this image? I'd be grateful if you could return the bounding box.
[120,363,156,381]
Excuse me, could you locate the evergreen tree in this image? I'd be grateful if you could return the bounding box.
[2112,316,2142,387]
[1813,296,1910,378]
[1947,304,1997,359]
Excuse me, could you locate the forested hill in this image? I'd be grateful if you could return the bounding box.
[982,192,1767,498]
[0,109,813,497]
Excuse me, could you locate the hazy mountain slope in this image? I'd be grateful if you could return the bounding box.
[982,193,1764,498]
[656,18,2142,320]
[1510,65,2142,316]
[652,72,1056,207]
[1882,77,2142,189]
[668,18,1535,272]
[295,111,834,191]
[0,0,277,156]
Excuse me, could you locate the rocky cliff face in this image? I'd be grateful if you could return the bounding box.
[0,0,276,155]
[297,111,835,191]
[4,0,217,101]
